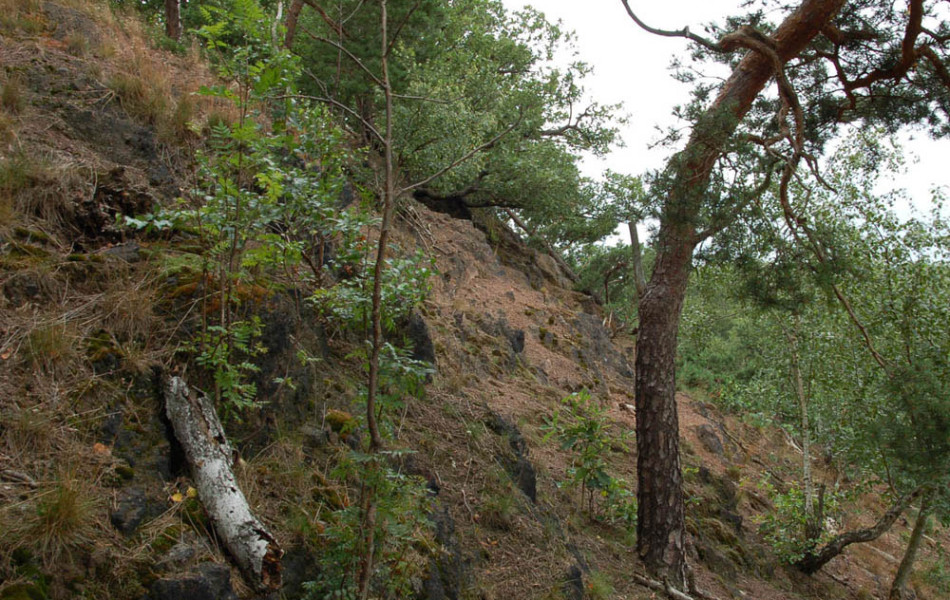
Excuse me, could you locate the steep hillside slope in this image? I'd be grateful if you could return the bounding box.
[1,2,947,600]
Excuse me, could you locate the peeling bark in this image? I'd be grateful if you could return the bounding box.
[164,376,282,591]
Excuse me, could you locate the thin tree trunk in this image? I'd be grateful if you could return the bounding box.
[357,2,394,597]
[889,489,935,600]
[164,0,181,41]
[164,377,282,591]
[284,0,305,48]
[796,486,924,574]
[630,0,846,586]
[786,318,818,539]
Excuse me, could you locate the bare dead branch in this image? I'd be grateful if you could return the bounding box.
[775,175,891,373]
[620,0,723,52]
[302,0,347,38]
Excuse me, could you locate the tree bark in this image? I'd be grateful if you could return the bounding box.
[630,0,846,586]
[284,0,305,48]
[164,376,282,591]
[889,489,935,600]
[796,486,923,574]
[164,0,181,41]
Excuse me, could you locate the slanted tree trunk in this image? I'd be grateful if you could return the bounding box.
[796,486,924,574]
[164,0,181,41]
[629,0,846,586]
[284,0,305,48]
[889,489,935,600]
[164,376,282,591]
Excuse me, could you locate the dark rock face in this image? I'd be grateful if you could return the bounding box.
[695,424,725,456]
[145,563,238,600]
[474,315,525,370]
[412,190,473,221]
[487,413,537,503]
[562,565,585,600]
[509,455,537,504]
[697,466,742,532]
[505,327,525,354]
[72,167,157,246]
[101,241,142,263]
[421,508,465,600]
[2,272,53,308]
[110,488,148,536]
[408,310,437,366]
[571,313,634,379]
[280,546,323,600]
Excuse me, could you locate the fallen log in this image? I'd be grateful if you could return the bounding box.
[164,376,282,591]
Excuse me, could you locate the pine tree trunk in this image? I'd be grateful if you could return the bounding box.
[630,0,845,586]
[164,0,181,41]
[634,224,694,586]
[889,489,934,600]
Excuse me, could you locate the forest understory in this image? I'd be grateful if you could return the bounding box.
[1,1,948,600]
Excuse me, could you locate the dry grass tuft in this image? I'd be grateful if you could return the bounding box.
[102,10,225,145]
[97,274,164,357]
[1,76,26,114]
[1,475,99,567]
[0,0,48,35]
[24,321,79,370]
[109,67,170,126]
[1,405,57,460]
[64,31,90,57]
[0,152,89,227]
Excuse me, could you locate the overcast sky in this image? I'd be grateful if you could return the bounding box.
[500,0,950,220]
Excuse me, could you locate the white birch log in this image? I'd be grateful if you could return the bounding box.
[164,376,282,591]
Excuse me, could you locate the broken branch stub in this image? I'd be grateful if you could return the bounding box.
[164,376,282,591]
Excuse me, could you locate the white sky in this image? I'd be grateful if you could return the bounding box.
[500,0,950,223]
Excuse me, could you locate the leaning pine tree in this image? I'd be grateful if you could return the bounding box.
[621,0,950,588]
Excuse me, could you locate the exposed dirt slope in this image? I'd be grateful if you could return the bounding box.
[392,205,949,600]
[0,2,947,600]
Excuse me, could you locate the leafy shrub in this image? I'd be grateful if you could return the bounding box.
[304,451,433,600]
[756,478,843,563]
[542,390,636,525]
